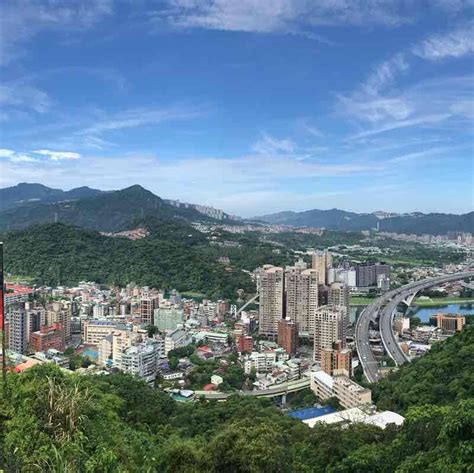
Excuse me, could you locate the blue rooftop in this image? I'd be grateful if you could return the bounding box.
[287,406,336,421]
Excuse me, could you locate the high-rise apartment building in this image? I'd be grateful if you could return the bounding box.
[356,263,390,288]
[256,265,284,338]
[26,307,46,342]
[285,267,319,336]
[320,340,351,376]
[312,250,332,285]
[277,319,299,355]
[328,282,350,329]
[8,308,29,354]
[139,288,159,326]
[313,306,346,361]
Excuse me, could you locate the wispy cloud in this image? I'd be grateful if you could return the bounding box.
[0,83,51,114]
[76,106,206,137]
[153,0,411,40]
[252,133,296,155]
[0,0,113,65]
[33,150,81,161]
[413,24,474,60]
[348,113,451,141]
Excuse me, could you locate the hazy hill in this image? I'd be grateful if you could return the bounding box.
[0,184,211,232]
[254,208,474,235]
[0,182,104,210]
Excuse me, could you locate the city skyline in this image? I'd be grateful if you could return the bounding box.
[0,1,473,216]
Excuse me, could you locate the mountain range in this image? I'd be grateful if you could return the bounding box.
[0,183,214,232]
[0,182,472,235]
[253,208,473,236]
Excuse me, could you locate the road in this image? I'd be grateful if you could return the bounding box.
[356,271,474,383]
[194,376,310,400]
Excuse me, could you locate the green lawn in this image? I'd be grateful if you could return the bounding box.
[413,297,474,307]
[350,296,377,306]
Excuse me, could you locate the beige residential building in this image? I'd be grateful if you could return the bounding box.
[82,320,118,345]
[310,371,372,409]
[312,250,332,285]
[256,265,284,338]
[314,305,346,361]
[47,301,72,342]
[328,282,350,328]
[285,267,319,336]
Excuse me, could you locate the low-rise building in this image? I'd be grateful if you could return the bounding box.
[310,371,372,409]
[30,323,65,353]
[429,313,465,333]
[119,339,161,383]
[165,329,191,355]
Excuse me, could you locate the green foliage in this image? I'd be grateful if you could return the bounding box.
[373,326,474,413]
[0,329,473,473]
[2,223,254,299]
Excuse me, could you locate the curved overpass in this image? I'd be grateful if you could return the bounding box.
[194,377,310,400]
[356,271,474,383]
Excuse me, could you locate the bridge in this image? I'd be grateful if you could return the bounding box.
[194,376,310,402]
[355,270,474,383]
[236,294,259,317]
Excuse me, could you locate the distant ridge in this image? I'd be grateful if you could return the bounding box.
[0,182,104,210]
[252,208,474,236]
[0,184,213,232]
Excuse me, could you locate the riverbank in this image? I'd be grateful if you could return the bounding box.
[413,297,474,307]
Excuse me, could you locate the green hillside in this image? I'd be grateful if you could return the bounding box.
[1,327,473,472]
[1,221,293,299]
[0,185,210,233]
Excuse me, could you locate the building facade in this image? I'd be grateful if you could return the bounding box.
[285,267,319,336]
[313,306,346,361]
[256,265,284,339]
[277,319,299,356]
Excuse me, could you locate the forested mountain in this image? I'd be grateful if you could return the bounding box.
[1,221,292,298]
[254,208,474,235]
[0,185,211,232]
[0,182,104,210]
[1,327,472,472]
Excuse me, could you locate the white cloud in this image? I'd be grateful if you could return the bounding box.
[348,113,451,141]
[362,53,409,96]
[33,150,81,161]
[0,83,51,114]
[76,106,205,137]
[413,24,474,60]
[155,0,410,39]
[252,133,296,155]
[9,154,38,163]
[0,149,15,158]
[0,0,113,65]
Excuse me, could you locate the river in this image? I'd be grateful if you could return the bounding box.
[407,303,474,323]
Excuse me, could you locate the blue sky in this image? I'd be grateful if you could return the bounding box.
[0,0,473,216]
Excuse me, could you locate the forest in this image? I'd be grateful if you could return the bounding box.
[0,327,472,472]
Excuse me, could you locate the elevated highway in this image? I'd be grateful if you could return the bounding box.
[194,376,310,401]
[356,271,474,383]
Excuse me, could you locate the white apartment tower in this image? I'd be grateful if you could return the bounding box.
[256,265,284,339]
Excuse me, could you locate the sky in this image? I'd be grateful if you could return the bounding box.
[0,0,473,217]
